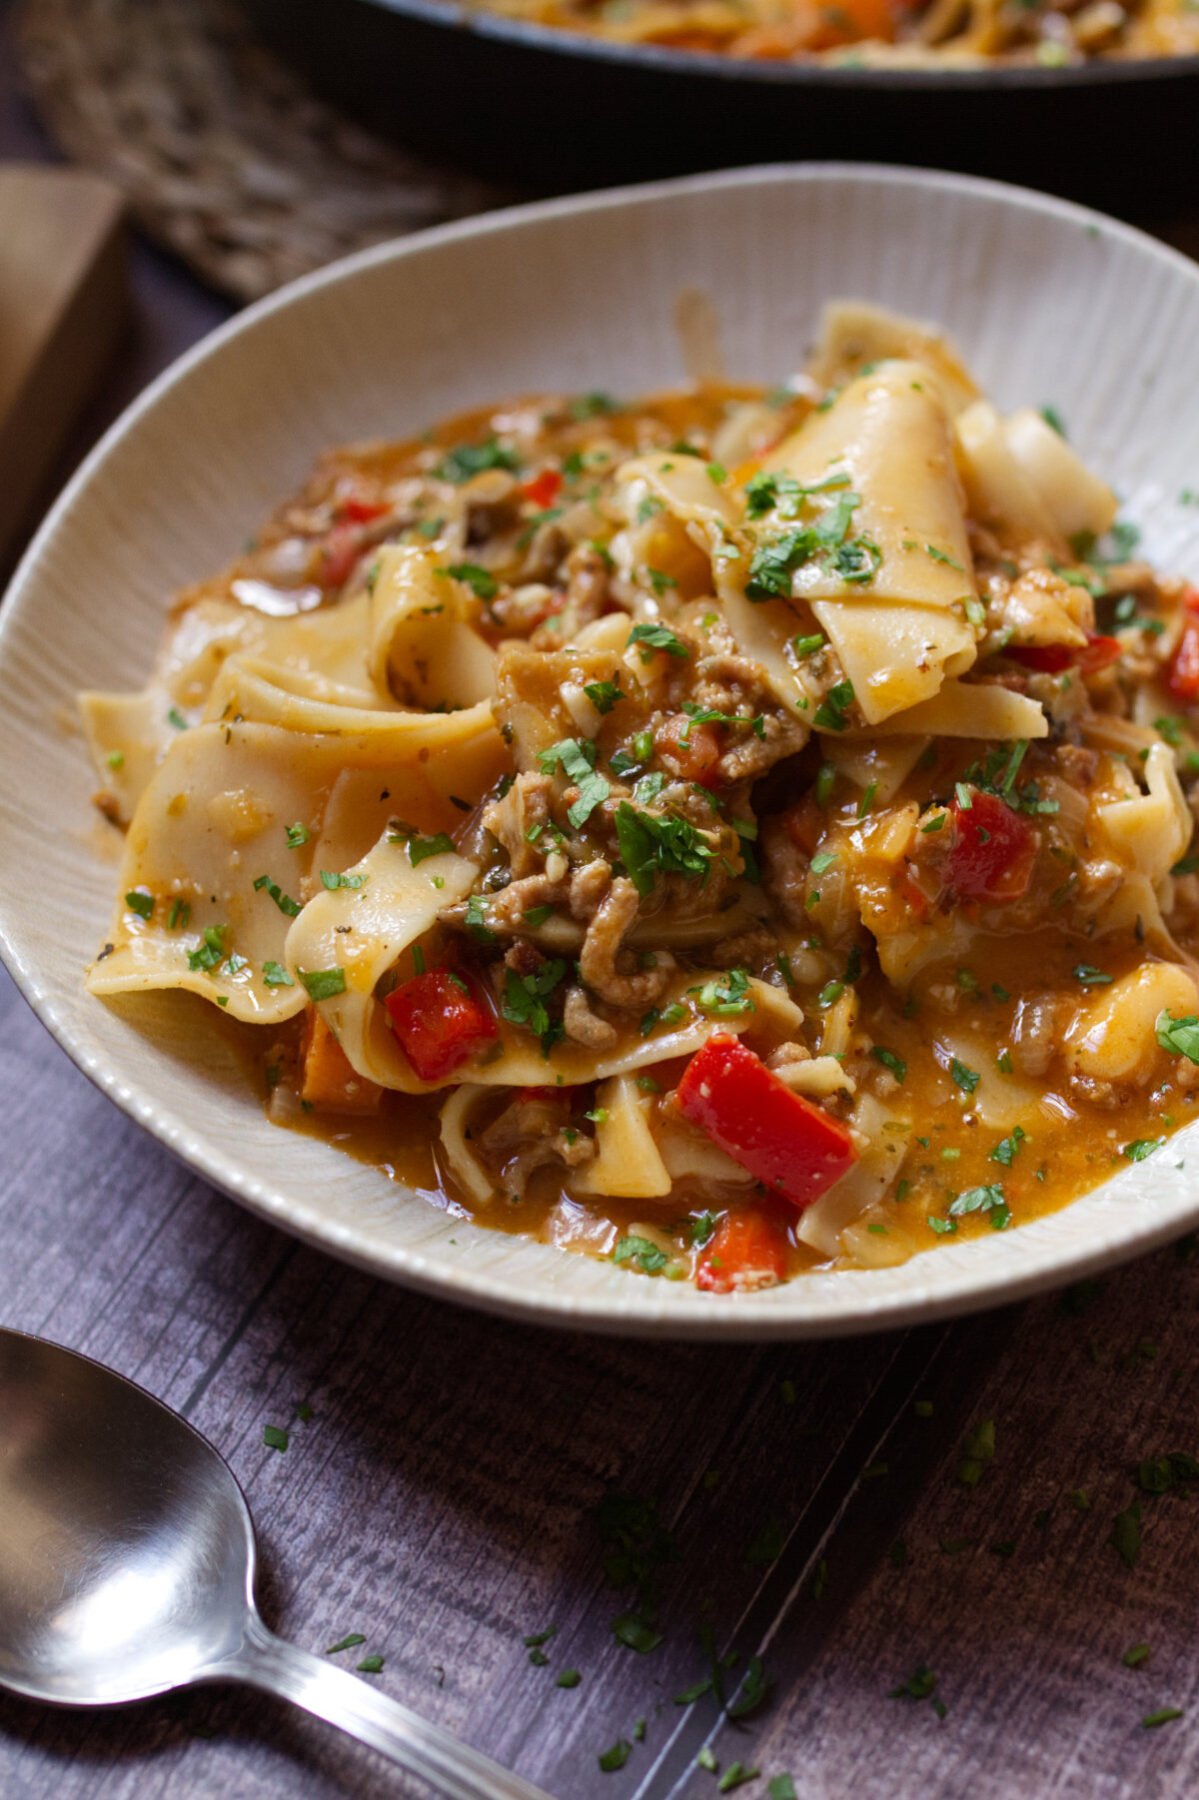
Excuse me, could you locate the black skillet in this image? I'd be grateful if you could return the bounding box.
[241,0,1199,217]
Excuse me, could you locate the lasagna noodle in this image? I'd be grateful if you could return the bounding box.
[368,544,496,710]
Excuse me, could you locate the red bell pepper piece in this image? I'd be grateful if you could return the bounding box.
[676,1033,857,1210]
[336,494,389,524]
[522,468,563,511]
[1168,589,1199,701]
[1006,631,1121,677]
[946,788,1036,903]
[696,1204,790,1293]
[384,970,497,1082]
[655,717,723,788]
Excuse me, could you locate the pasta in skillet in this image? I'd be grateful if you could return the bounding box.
[82,302,1199,1291]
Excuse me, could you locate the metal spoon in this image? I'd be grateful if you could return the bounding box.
[0,1328,554,1800]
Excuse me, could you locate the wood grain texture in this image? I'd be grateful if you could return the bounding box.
[5,9,1199,1794]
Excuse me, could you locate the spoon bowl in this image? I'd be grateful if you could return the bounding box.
[0,1329,553,1799]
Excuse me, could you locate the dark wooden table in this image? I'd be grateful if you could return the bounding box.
[4,15,1199,1799]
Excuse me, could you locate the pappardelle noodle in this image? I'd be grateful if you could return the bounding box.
[83,302,1199,1293]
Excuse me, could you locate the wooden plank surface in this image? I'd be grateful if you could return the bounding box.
[5,8,1199,1797]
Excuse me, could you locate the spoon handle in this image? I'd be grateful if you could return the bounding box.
[223,1612,557,1800]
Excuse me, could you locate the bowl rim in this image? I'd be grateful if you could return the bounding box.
[5,160,1199,1339]
[353,0,1199,90]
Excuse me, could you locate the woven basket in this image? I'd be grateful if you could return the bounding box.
[16,0,508,300]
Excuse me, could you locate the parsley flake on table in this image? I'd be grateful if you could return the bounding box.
[718,1765,759,1793]
[356,1654,385,1674]
[324,1633,366,1655]
[768,1779,798,1800]
[1142,1708,1183,1729]
[262,1424,288,1452]
[555,1669,581,1688]
[958,1418,996,1486]
[1110,1500,1143,1569]
[598,1740,631,1773]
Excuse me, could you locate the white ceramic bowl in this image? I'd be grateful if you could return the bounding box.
[4,164,1199,1338]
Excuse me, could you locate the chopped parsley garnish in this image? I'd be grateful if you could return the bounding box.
[1156,1009,1199,1064]
[537,737,610,828]
[1123,1644,1151,1668]
[570,391,617,420]
[124,889,154,921]
[613,1235,669,1275]
[253,873,302,918]
[1123,1138,1164,1162]
[615,801,712,895]
[768,1779,798,1800]
[262,1424,289,1452]
[613,1611,665,1651]
[166,899,190,932]
[744,467,850,519]
[324,1633,366,1655]
[556,1669,581,1688]
[501,959,567,1051]
[105,749,125,770]
[187,925,229,972]
[627,621,690,660]
[990,1126,1026,1166]
[950,1058,981,1095]
[792,631,826,657]
[320,870,366,890]
[639,1001,687,1036]
[691,1211,717,1247]
[1142,1708,1182,1730]
[166,706,188,730]
[444,562,498,600]
[356,1654,384,1675]
[262,960,294,988]
[718,1764,759,1792]
[403,831,457,865]
[948,1184,1009,1229]
[680,701,765,740]
[871,1046,907,1083]
[1040,403,1067,437]
[584,679,623,714]
[598,1740,631,1773]
[285,821,310,849]
[690,968,754,1017]
[465,893,496,942]
[434,438,520,483]
[813,679,855,733]
[746,488,880,598]
[810,850,838,876]
[1073,963,1113,986]
[299,967,347,1001]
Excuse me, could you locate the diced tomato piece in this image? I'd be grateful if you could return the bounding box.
[321,522,361,590]
[1008,631,1123,678]
[656,717,723,788]
[522,468,563,510]
[696,1204,790,1293]
[946,788,1037,904]
[384,970,497,1082]
[677,1033,857,1211]
[336,495,389,524]
[780,798,823,855]
[1005,642,1073,674]
[1076,632,1122,675]
[1168,593,1199,701]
